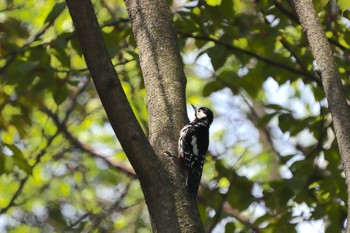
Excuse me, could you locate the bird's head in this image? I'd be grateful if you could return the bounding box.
[191,104,213,125]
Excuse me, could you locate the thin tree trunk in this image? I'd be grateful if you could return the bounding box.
[294,1,350,231]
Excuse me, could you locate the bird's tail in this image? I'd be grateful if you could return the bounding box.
[186,172,201,195]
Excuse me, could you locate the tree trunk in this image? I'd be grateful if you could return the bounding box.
[66,0,204,232]
[294,1,350,232]
[123,0,204,232]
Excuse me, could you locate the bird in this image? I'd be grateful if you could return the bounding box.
[178,104,213,195]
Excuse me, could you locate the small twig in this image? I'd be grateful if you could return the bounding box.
[0,15,130,73]
[239,92,284,161]
[0,4,24,13]
[0,2,64,73]
[280,38,310,75]
[65,212,90,231]
[222,202,260,232]
[80,182,133,233]
[40,106,136,177]
[179,32,322,86]
[209,171,237,232]
[273,0,299,23]
[52,59,136,76]
[101,18,129,28]
[62,78,90,125]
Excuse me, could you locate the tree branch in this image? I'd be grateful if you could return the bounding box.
[81,182,132,233]
[222,202,260,232]
[0,2,64,73]
[0,131,60,215]
[179,32,322,86]
[40,106,136,177]
[65,1,203,232]
[279,38,309,74]
[294,1,350,232]
[65,0,159,183]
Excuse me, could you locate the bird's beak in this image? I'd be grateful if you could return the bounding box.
[191,104,197,111]
[191,104,197,117]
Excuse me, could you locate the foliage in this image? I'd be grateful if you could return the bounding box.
[0,0,349,232]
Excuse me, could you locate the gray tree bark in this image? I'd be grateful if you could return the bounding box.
[66,0,204,232]
[294,1,350,232]
[123,0,204,232]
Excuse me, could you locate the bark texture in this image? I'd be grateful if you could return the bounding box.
[65,0,159,186]
[124,0,204,232]
[66,0,204,232]
[124,0,187,152]
[294,1,350,231]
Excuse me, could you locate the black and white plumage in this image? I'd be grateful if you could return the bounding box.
[178,104,213,195]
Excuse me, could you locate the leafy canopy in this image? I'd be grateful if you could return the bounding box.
[0,0,349,232]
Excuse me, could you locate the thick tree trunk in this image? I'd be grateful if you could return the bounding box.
[124,0,187,151]
[124,0,204,232]
[66,0,204,232]
[294,1,350,231]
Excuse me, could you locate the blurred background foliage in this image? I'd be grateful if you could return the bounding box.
[0,0,349,232]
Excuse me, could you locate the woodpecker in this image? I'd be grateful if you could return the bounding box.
[178,104,213,195]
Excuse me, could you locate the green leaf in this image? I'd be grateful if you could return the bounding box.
[203,80,225,96]
[207,45,228,70]
[28,47,52,67]
[44,2,66,23]
[70,38,83,56]
[221,0,234,20]
[0,154,15,175]
[6,60,40,85]
[225,222,235,232]
[337,0,350,13]
[0,154,4,175]
[206,0,222,7]
[102,29,123,58]
[278,113,293,133]
[257,112,277,127]
[5,144,32,175]
[227,175,254,211]
[265,104,292,112]
[126,50,140,62]
[313,0,330,12]
[52,83,68,105]
[51,33,72,68]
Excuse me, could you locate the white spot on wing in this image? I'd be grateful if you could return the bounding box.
[191,136,198,156]
[178,125,191,158]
